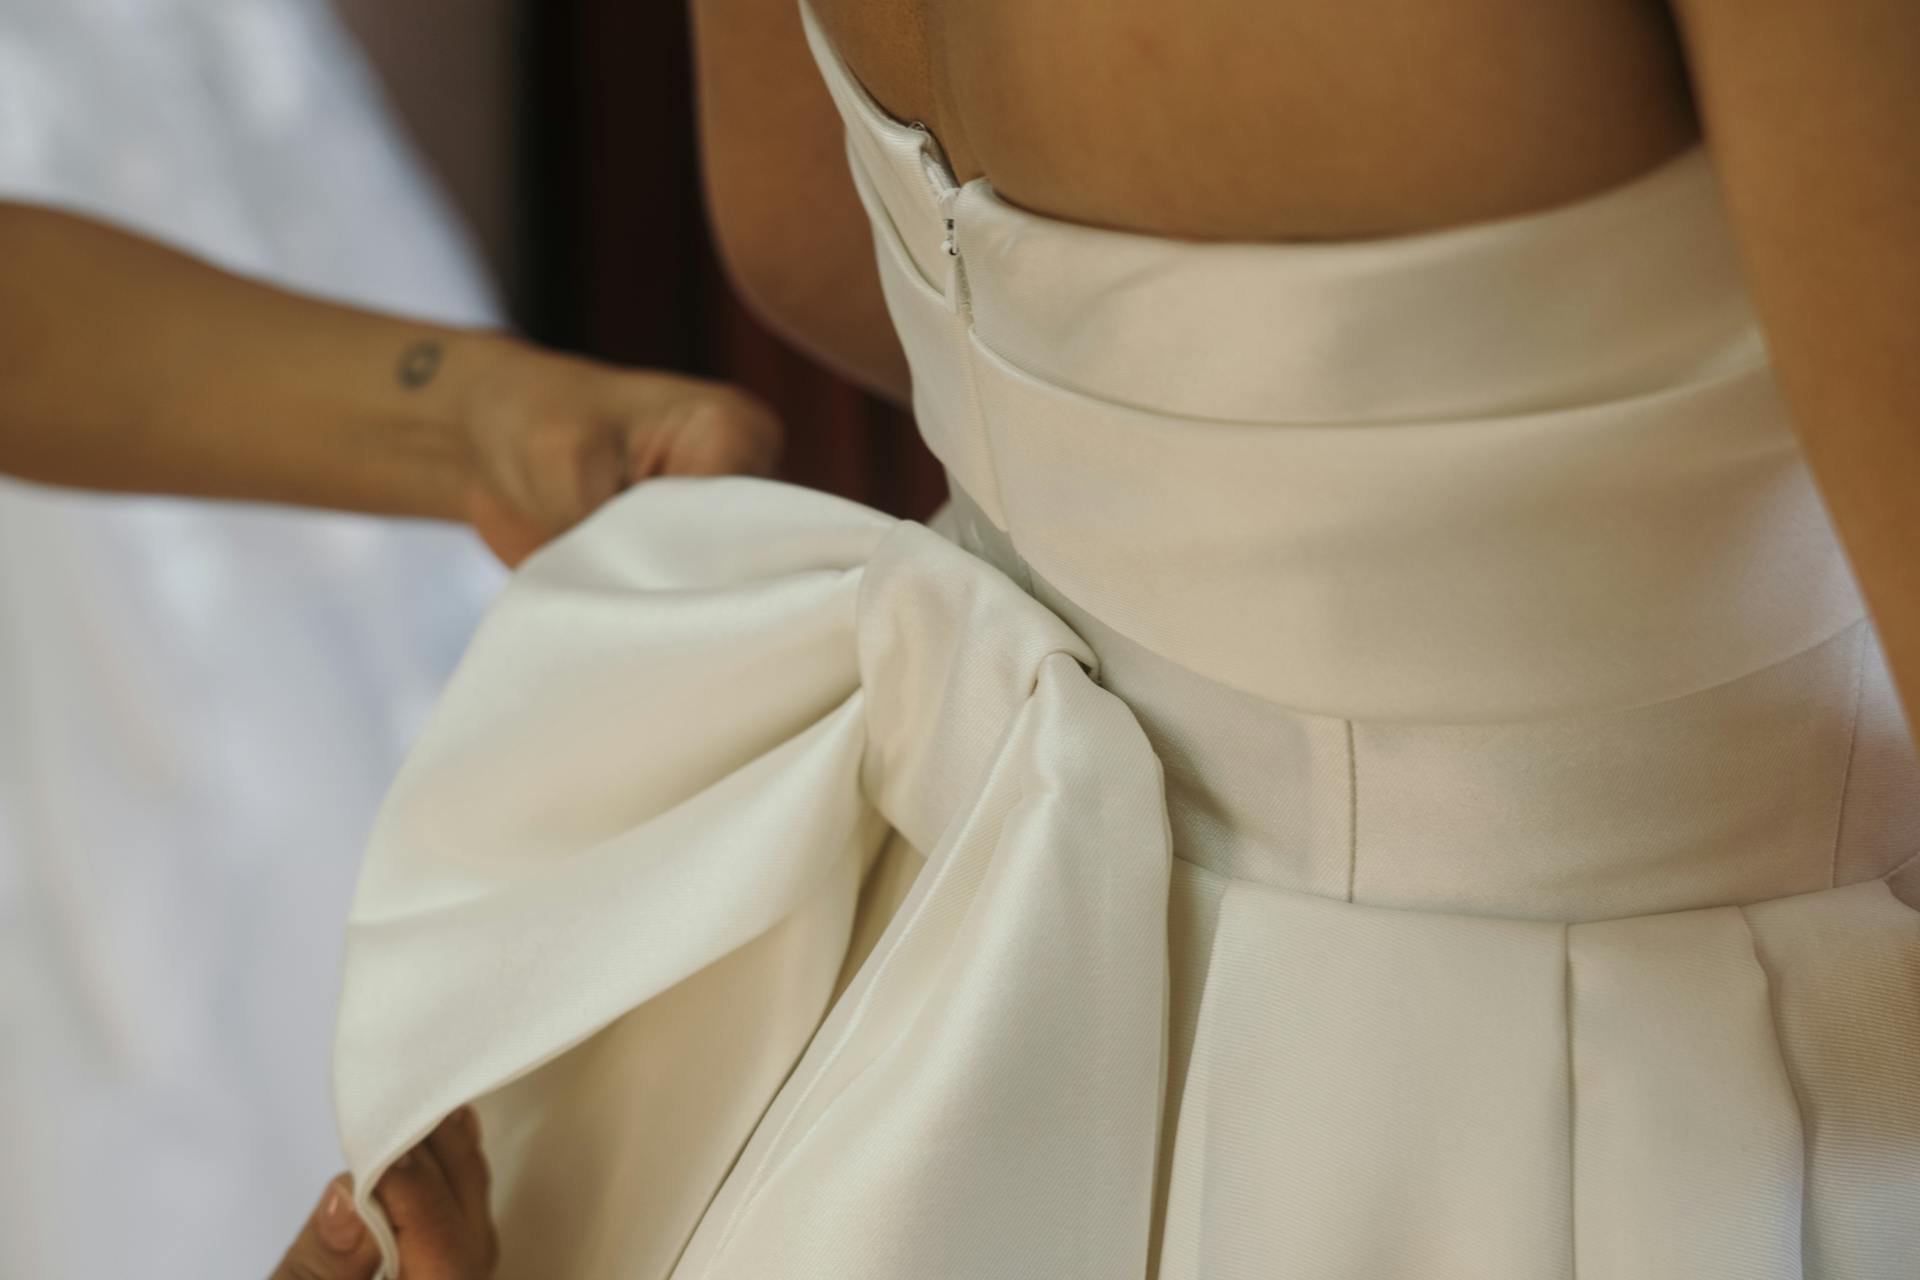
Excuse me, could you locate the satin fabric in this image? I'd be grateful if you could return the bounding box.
[335,480,1171,1275]
[335,475,1920,1280]
[334,2,1920,1274]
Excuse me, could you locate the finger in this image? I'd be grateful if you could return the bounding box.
[571,418,630,514]
[270,1174,381,1280]
[647,387,784,479]
[377,1142,458,1245]
[463,486,544,568]
[522,416,624,535]
[424,1106,492,1224]
[377,1129,491,1280]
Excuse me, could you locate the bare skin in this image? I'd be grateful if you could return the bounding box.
[696,0,1920,735]
[695,0,1700,395]
[272,1109,498,1280]
[692,0,912,400]
[806,0,1703,239]
[0,204,782,566]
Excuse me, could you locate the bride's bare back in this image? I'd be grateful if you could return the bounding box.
[806,0,1699,240]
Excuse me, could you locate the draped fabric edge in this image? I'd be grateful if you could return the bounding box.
[331,476,1174,1276]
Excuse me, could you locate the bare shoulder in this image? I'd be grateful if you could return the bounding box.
[815,0,1702,239]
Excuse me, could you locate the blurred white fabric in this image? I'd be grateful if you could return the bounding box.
[0,0,506,1273]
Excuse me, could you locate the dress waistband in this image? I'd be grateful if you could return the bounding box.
[935,483,1920,923]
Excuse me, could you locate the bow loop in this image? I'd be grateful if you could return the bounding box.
[334,478,1169,1279]
[857,519,1095,854]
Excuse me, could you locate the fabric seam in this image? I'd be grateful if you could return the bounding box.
[1564,922,1577,1280]
[1734,903,1815,1274]
[1344,719,1358,903]
[1827,621,1870,888]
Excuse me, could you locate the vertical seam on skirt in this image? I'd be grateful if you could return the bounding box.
[1564,922,1578,1280]
[1828,622,1870,888]
[1149,874,1237,1279]
[698,827,971,1265]
[1344,720,1358,903]
[1736,903,1814,1277]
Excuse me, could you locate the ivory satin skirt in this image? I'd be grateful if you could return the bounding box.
[332,478,1920,1280]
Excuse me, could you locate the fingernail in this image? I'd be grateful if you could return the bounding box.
[459,1105,481,1139]
[317,1182,364,1254]
[394,1149,414,1170]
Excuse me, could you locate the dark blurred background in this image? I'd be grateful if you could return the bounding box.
[337,0,947,520]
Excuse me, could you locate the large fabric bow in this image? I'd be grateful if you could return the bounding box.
[333,478,1171,1278]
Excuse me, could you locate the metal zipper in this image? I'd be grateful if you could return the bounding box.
[907,119,961,257]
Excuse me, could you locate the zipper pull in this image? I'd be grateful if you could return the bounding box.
[936,186,963,262]
[909,118,962,245]
[936,186,969,315]
[911,121,969,312]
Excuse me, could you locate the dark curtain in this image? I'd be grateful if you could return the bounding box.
[516,1,946,521]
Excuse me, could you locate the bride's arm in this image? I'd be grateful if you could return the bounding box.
[0,203,779,564]
[1670,0,1920,735]
[692,0,912,405]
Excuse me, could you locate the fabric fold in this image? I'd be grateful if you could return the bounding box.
[1568,908,1805,1279]
[333,477,1173,1278]
[332,475,1918,1278]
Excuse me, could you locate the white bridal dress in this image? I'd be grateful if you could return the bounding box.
[334,5,1920,1276]
[0,1,501,1275]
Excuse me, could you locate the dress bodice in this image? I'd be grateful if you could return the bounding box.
[798,0,1920,919]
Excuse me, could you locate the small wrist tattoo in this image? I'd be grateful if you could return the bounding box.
[397,339,444,390]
